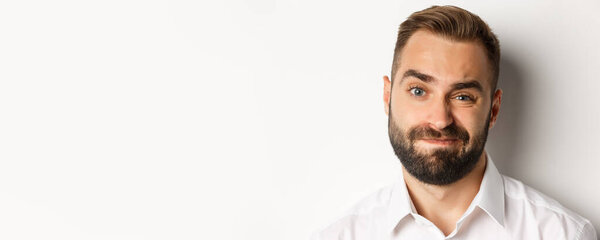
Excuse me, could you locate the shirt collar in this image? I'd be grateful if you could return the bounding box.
[385,152,505,233]
[385,168,415,233]
[473,153,505,227]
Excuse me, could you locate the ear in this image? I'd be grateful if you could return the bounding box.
[383,75,392,116]
[488,89,503,129]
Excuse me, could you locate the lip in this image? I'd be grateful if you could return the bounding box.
[419,138,459,145]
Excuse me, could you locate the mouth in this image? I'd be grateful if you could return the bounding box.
[418,138,460,146]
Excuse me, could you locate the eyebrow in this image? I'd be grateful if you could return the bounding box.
[400,69,484,93]
[401,69,434,83]
[452,81,483,93]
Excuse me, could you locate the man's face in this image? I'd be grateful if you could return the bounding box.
[383,30,502,185]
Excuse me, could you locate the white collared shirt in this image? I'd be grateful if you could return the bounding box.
[311,154,597,240]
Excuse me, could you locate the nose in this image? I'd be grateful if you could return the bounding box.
[427,98,454,130]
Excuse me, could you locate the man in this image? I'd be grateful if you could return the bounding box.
[311,5,597,240]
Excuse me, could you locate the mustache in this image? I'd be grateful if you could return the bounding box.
[408,124,470,143]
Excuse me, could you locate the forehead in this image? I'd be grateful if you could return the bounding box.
[396,30,492,90]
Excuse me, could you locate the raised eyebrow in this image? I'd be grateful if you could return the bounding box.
[401,69,435,84]
[452,81,484,93]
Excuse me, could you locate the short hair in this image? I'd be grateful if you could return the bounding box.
[391,5,500,92]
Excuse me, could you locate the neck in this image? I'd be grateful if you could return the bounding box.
[402,151,488,236]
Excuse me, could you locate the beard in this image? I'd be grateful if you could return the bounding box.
[388,112,490,186]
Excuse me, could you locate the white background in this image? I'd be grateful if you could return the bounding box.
[0,0,599,239]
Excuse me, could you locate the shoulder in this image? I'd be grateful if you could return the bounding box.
[502,175,597,240]
[311,184,394,240]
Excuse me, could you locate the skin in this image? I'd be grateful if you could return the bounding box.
[383,30,503,236]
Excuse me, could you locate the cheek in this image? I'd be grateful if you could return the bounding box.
[391,100,419,129]
[390,92,427,125]
[452,108,489,135]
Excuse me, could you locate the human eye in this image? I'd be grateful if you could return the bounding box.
[453,94,476,102]
[409,86,426,97]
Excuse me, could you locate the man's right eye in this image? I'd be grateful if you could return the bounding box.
[409,87,426,97]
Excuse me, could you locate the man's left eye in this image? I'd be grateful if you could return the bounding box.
[455,95,472,101]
